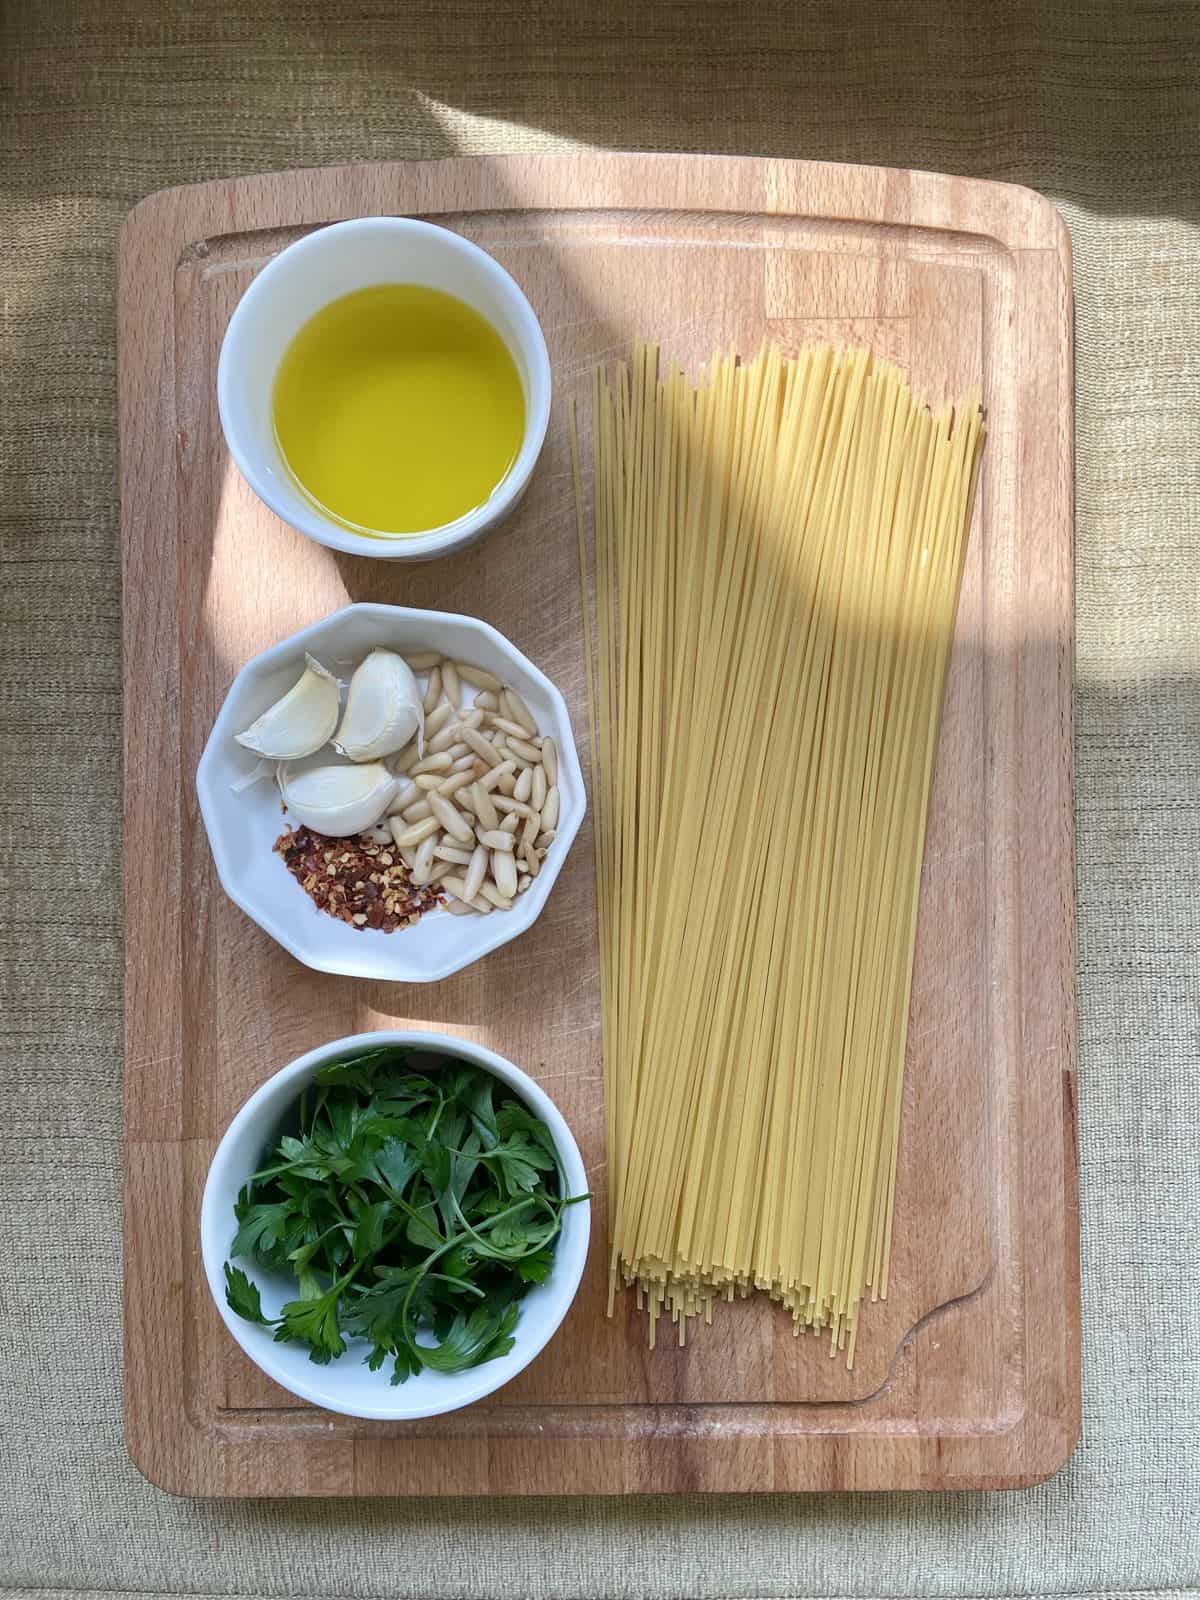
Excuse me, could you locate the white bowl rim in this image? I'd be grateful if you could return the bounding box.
[194,602,586,983]
[215,216,552,561]
[199,1029,591,1420]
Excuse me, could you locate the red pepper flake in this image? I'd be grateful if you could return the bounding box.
[274,825,444,933]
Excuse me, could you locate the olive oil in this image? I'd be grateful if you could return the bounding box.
[272,283,525,536]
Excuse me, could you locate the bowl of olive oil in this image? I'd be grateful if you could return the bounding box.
[217,218,551,561]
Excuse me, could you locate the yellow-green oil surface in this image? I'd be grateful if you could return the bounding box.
[272,283,525,536]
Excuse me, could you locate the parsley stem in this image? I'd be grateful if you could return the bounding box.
[448,1192,562,1261]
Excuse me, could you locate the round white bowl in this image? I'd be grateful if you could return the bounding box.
[195,603,586,982]
[216,216,551,561]
[200,1030,591,1420]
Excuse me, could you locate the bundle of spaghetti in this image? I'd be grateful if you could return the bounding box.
[573,341,984,1363]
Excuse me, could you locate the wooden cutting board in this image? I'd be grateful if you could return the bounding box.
[118,154,1077,1495]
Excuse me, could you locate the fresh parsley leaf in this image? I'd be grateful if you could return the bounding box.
[388,1344,423,1385]
[314,1048,405,1094]
[276,1282,347,1363]
[405,1199,443,1250]
[230,1196,297,1263]
[416,1302,521,1373]
[224,1263,272,1325]
[368,1136,419,1198]
[496,1102,560,1160]
[478,1135,557,1198]
[514,1246,556,1285]
[461,1071,498,1144]
[351,1199,390,1259]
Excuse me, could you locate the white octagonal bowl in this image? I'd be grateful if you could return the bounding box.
[200,1030,591,1420]
[195,603,586,982]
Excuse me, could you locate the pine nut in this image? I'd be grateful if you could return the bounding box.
[427,721,463,755]
[488,716,533,741]
[422,667,443,714]
[541,737,558,786]
[463,844,487,902]
[541,786,560,830]
[462,726,501,765]
[442,874,492,913]
[493,850,518,900]
[406,651,442,672]
[436,769,475,797]
[456,662,503,692]
[401,799,432,822]
[387,779,416,815]
[428,791,474,843]
[477,828,514,851]
[472,782,499,829]
[514,766,533,803]
[478,759,515,792]
[532,765,547,811]
[441,660,461,708]
[433,843,473,866]
[411,751,452,775]
[390,815,438,849]
[502,688,538,736]
[424,700,453,739]
[493,795,535,818]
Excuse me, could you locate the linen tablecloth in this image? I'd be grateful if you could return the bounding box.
[3,2,1197,1595]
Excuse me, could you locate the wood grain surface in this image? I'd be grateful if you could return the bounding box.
[118,154,1077,1495]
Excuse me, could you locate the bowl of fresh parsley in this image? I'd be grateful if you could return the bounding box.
[200,1031,590,1419]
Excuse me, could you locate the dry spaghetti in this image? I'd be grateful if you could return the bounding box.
[574,342,984,1364]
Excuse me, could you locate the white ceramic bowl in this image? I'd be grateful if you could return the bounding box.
[195,603,585,982]
[200,1030,591,1420]
[216,216,551,561]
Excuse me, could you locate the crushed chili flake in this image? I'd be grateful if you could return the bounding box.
[274,825,444,933]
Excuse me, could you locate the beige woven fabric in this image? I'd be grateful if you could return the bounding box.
[3,1,1198,1595]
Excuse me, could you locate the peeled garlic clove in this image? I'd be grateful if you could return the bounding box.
[235,654,340,759]
[277,762,398,836]
[333,648,423,762]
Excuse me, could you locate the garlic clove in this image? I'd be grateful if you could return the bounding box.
[333,648,424,762]
[235,654,340,760]
[277,761,398,836]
